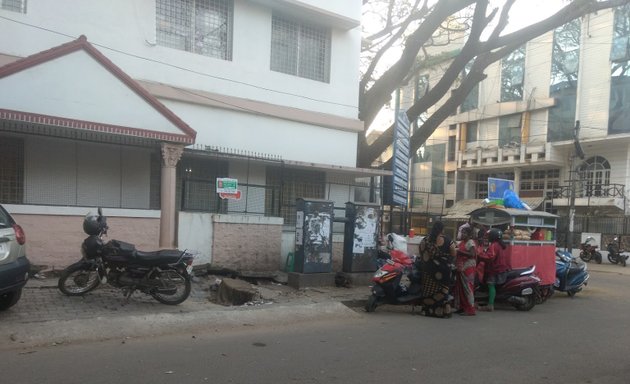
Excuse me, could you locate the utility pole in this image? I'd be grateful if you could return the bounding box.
[567,120,585,252]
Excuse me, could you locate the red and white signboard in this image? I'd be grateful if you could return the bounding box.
[219,190,242,200]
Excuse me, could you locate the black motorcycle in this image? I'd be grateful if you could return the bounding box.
[606,236,628,267]
[579,236,602,264]
[58,208,195,305]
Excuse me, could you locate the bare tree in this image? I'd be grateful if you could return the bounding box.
[359,0,630,168]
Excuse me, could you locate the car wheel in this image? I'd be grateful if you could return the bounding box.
[0,289,22,311]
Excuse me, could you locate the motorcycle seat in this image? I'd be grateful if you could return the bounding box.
[134,249,184,265]
[506,266,535,279]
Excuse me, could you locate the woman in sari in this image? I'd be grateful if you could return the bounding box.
[454,226,476,316]
[417,221,456,318]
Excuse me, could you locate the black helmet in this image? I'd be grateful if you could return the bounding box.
[83,212,102,235]
[488,228,503,242]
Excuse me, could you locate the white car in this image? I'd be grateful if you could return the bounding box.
[0,204,29,310]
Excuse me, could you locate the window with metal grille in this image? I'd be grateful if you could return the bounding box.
[177,156,229,212]
[265,167,325,225]
[1,0,26,13]
[0,136,24,204]
[270,14,331,82]
[156,0,233,60]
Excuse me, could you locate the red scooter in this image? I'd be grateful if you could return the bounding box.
[365,247,424,312]
[475,265,541,311]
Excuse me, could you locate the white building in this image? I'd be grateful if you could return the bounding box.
[401,6,630,242]
[0,0,382,271]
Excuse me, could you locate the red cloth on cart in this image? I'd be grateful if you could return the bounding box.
[507,244,555,285]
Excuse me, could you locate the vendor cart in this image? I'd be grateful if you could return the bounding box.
[469,207,558,286]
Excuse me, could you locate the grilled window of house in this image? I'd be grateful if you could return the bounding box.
[177,157,228,212]
[0,137,24,204]
[578,156,611,197]
[156,0,233,60]
[270,14,331,83]
[265,167,325,225]
[1,0,26,13]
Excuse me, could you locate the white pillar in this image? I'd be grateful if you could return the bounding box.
[160,143,183,249]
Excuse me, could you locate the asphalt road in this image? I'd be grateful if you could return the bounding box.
[1,267,629,384]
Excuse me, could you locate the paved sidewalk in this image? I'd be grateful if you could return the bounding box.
[0,273,370,349]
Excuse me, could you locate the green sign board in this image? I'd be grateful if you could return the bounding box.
[216,178,238,193]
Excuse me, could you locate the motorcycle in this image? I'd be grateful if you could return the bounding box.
[364,247,423,312]
[365,234,424,312]
[579,236,602,264]
[554,250,589,297]
[606,236,628,267]
[58,208,195,305]
[475,266,541,311]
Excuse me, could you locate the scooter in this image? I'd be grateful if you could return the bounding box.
[365,246,424,312]
[579,236,602,264]
[606,236,628,267]
[554,250,589,297]
[475,266,541,311]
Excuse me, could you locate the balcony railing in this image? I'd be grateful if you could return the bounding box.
[552,183,626,199]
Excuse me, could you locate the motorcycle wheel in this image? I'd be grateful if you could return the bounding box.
[365,294,379,313]
[608,254,619,264]
[58,264,100,296]
[149,269,191,305]
[579,251,591,262]
[567,289,577,298]
[595,252,602,264]
[515,295,536,311]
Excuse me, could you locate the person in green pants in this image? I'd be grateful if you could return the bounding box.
[478,228,509,311]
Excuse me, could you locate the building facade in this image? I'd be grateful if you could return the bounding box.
[402,6,630,242]
[0,0,380,271]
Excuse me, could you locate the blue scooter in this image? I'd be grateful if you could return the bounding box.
[555,250,589,297]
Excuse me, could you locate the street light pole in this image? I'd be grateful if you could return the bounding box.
[568,120,585,252]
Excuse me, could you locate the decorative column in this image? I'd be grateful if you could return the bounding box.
[160,143,183,249]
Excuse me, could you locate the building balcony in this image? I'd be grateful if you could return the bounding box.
[458,142,551,169]
[551,183,626,212]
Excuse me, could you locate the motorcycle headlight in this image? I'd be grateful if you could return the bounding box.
[374,269,388,278]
